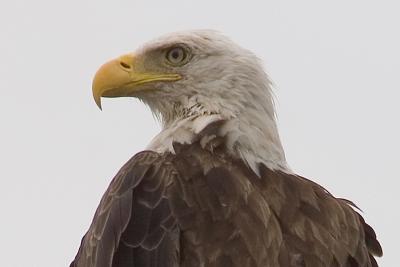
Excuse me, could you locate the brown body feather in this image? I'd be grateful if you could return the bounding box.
[71,125,382,267]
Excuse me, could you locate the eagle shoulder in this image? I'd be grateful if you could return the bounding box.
[258,165,382,267]
[71,137,382,267]
[70,151,180,267]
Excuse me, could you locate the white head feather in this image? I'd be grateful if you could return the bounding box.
[135,30,289,174]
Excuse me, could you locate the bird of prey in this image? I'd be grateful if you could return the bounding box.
[70,30,382,267]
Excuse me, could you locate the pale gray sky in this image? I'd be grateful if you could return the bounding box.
[1,0,398,266]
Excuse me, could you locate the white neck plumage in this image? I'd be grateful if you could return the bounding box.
[147,103,290,176]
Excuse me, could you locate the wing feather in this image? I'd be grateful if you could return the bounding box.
[70,151,179,267]
[259,165,382,266]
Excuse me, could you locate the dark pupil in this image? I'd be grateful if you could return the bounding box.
[171,49,180,60]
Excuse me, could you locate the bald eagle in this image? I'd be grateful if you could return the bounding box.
[71,30,382,267]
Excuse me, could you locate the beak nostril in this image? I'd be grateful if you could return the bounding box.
[120,61,131,70]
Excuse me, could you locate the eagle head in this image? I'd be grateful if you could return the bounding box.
[92,30,288,174]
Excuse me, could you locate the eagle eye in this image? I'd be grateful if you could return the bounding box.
[165,46,189,66]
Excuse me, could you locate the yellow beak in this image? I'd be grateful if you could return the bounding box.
[92,54,181,109]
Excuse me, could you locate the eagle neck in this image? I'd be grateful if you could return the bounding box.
[147,110,291,176]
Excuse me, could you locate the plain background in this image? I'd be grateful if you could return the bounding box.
[1,0,398,266]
